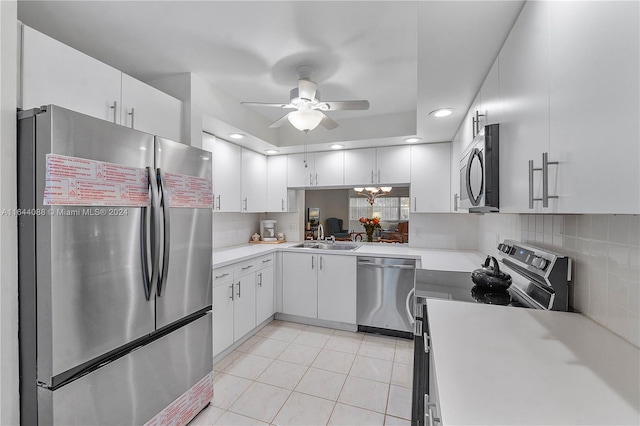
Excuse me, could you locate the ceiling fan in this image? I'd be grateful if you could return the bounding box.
[241,78,370,131]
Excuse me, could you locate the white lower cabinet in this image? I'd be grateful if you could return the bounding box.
[213,254,274,357]
[282,252,356,324]
[256,265,275,325]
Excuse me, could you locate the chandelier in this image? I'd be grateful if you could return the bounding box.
[354,187,392,205]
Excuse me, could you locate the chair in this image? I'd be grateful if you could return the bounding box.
[383,221,408,243]
[325,218,350,239]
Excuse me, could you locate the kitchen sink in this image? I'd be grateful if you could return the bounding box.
[292,242,361,251]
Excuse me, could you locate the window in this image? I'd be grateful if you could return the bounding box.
[349,196,410,221]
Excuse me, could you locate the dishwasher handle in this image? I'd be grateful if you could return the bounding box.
[357,262,415,270]
[405,288,415,325]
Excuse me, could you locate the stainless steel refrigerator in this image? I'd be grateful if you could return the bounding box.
[17,105,213,425]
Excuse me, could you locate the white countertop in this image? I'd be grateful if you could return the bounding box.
[427,299,640,425]
[212,242,486,272]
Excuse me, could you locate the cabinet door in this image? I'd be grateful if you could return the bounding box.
[317,255,356,324]
[549,1,639,214]
[241,148,267,212]
[233,275,257,341]
[22,25,122,124]
[213,282,234,357]
[256,266,275,325]
[480,60,501,127]
[314,151,344,186]
[498,0,550,213]
[213,138,242,212]
[120,74,182,142]
[267,155,289,212]
[287,154,315,188]
[376,146,411,184]
[282,252,317,318]
[410,144,451,213]
[344,149,376,186]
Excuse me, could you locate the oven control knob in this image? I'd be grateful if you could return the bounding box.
[498,243,505,251]
[509,247,517,255]
[503,244,512,254]
[532,257,549,270]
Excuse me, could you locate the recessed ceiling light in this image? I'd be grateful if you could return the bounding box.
[330,144,344,150]
[429,108,454,118]
[403,137,422,143]
[228,133,245,139]
[264,149,280,155]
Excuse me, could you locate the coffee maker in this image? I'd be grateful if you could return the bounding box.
[260,220,277,242]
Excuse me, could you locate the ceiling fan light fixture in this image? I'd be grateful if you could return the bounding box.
[429,108,454,118]
[288,109,324,132]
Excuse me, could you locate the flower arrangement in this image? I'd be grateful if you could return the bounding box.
[359,217,381,242]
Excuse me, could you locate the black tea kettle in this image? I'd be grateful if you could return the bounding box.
[471,256,512,290]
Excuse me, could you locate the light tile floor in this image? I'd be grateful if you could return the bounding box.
[190,320,414,426]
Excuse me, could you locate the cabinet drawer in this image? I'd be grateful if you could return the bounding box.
[213,265,234,287]
[254,254,274,270]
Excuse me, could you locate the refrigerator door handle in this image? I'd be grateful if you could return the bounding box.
[156,168,171,297]
[141,166,160,300]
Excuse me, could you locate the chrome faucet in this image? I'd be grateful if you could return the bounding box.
[317,224,324,240]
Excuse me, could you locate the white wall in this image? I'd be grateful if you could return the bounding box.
[305,189,350,230]
[478,213,640,348]
[409,213,479,250]
[1,3,19,425]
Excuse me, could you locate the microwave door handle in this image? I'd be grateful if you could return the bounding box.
[156,168,171,297]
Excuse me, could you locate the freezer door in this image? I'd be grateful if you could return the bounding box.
[19,106,156,385]
[38,313,213,426]
[155,137,213,329]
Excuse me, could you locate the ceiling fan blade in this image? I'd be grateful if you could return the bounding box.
[241,102,295,109]
[321,100,370,111]
[298,79,317,101]
[319,113,339,130]
[268,113,291,128]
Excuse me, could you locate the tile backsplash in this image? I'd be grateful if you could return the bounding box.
[213,212,265,249]
[477,214,640,347]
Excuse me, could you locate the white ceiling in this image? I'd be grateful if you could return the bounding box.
[17,0,525,153]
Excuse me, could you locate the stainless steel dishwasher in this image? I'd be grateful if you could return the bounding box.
[357,257,416,337]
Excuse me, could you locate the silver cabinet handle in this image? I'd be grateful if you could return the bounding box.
[215,272,229,279]
[453,193,459,212]
[110,101,117,123]
[310,173,313,186]
[241,265,253,271]
[216,195,221,210]
[475,110,485,135]
[262,259,272,264]
[258,272,262,287]
[311,256,315,269]
[319,256,323,270]
[529,152,559,209]
[414,197,417,212]
[371,170,374,183]
[229,284,234,301]
[243,197,247,211]
[281,198,285,211]
[236,281,241,298]
[472,115,477,138]
[315,172,318,186]
[128,108,135,129]
[377,169,381,183]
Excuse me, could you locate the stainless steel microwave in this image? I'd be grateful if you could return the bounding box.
[459,123,499,213]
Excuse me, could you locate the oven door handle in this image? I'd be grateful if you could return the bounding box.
[405,287,415,325]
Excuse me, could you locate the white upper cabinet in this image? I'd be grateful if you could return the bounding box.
[241,148,267,213]
[498,0,550,213]
[120,74,182,141]
[480,60,501,127]
[267,155,289,212]
[548,1,639,214]
[21,25,183,142]
[344,148,377,185]
[287,153,314,188]
[213,137,242,212]
[287,151,343,187]
[22,25,122,123]
[314,151,344,186]
[344,146,410,186]
[410,143,451,213]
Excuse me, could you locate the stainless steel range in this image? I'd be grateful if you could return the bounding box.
[411,240,572,426]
